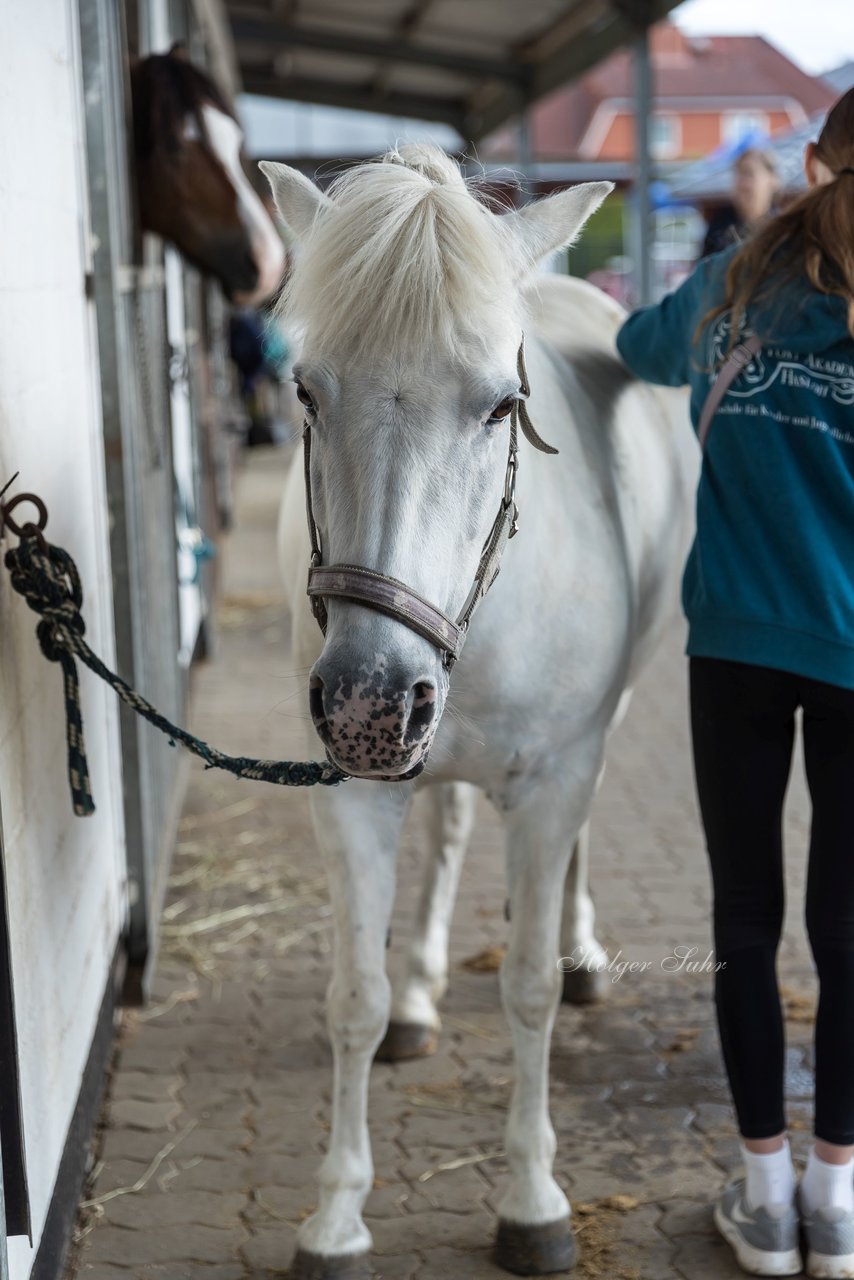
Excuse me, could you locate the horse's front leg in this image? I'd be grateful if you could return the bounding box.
[378,780,476,1061]
[292,781,409,1280]
[495,759,602,1277]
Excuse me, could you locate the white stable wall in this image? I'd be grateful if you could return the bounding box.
[0,0,127,1275]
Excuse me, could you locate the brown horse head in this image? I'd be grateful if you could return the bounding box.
[131,47,284,304]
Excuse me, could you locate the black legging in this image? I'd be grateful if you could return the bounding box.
[690,655,854,1145]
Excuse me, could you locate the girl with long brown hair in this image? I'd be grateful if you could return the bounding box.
[617,88,854,1279]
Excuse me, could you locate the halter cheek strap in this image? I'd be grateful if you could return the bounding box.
[303,337,558,669]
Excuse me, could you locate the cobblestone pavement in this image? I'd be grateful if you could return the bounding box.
[71,448,821,1280]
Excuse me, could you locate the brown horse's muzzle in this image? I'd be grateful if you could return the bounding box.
[207,231,259,300]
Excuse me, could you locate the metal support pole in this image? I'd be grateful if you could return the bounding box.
[517,109,533,205]
[633,29,653,305]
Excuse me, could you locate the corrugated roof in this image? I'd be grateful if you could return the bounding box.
[824,61,854,96]
[666,117,823,201]
[225,0,683,139]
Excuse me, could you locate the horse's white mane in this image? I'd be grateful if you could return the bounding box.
[281,144,524,362]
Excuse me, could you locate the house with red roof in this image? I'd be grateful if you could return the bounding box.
[486,21,836,172]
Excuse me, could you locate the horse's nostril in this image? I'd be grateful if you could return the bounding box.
[404,680,437,747]
[309,674,326,726]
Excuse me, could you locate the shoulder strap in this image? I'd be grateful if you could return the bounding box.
[697,334,762,449]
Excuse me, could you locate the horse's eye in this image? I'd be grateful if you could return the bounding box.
[295,381,316,413]
[489,397,515,422]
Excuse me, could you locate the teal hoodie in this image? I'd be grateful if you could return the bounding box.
[616,246,854,690]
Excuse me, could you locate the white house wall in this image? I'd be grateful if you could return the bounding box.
[0,0,127,1274]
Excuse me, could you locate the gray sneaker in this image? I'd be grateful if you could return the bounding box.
[714,1178,802,1276]
[799,1186,854,1278]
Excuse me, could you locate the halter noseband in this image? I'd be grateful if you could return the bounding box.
[302,337,557,669]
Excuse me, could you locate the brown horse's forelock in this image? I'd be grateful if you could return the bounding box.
[131,51,236,162]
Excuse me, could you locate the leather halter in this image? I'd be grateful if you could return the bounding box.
[302,337,558,669]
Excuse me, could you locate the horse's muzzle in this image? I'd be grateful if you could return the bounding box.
[210,233,259,300]
[309,671,438,779]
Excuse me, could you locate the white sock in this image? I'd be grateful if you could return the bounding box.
[741,1139,797,1212]
[800,1147,854,1216]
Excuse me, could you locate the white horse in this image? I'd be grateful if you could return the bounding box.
[261,145,694,1278]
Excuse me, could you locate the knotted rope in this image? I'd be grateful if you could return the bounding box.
[3,516,348,816]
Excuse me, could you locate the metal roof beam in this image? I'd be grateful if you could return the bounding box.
[463,0,680,140]
[240,73,466,132]
[231,15,529,86]
[367,0,436,97]
[609,0,661,30]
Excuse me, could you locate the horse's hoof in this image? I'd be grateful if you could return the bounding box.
[494,1217,577,1275]
[289,1248,372,1280]
[561,966,610,1005]
[375,1021,438,1061]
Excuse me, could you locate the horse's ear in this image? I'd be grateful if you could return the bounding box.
[259,162,332,239]
[501,182,614,268]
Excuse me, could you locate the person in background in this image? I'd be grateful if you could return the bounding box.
[616,88,854,1279]
[228,305,292,447]
[702,144,781,257]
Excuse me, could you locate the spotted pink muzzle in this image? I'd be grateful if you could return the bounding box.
[309,671,438,778]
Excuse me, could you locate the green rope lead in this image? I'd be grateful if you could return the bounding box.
[4,529,348,817]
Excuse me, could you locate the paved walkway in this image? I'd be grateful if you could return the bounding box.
[72,447,820,1280]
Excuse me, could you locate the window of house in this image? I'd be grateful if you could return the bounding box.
[722,111,770,145]
[649,114,681,160]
